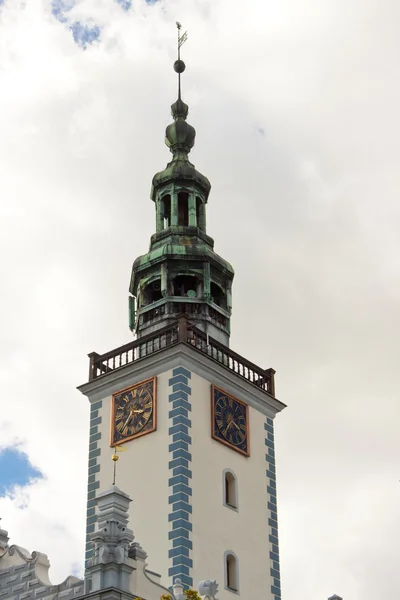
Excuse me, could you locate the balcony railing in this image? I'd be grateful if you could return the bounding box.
[88,316,275,396]
[88,322,179,381]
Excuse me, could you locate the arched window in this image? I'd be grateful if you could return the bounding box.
[142,279,162,306]
[223,469,238,510]
[224,551,239,593]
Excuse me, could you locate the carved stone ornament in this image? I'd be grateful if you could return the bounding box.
[198,580,219,600]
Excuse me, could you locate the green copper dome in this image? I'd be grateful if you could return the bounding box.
[165,119,195,154]
[165,98,194,153]
[151,158,211,200]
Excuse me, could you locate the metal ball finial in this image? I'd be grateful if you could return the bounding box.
[174,59,186,74]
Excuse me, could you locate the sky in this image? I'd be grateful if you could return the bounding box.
[0,0,399,598]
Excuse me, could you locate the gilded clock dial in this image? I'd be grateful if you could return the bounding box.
[111,378,156,446]
[212,386,249,456]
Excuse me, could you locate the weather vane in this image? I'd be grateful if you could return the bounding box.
[111,445,127,486]
[175,22,188,100]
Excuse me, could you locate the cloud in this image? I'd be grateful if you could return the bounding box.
[0,0,399,597]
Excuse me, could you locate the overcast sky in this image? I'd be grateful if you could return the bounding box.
[0,0,399,598]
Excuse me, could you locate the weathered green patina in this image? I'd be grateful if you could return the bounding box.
[129,63,234,346]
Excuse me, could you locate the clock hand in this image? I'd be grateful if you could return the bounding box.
[223,422,232,435]
[231,420,240,431]
[132,409,144,414]
[123,410,133,429]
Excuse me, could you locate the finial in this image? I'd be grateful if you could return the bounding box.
[175,22,188,100]
[172,578,185,600]
[111,445,127,485]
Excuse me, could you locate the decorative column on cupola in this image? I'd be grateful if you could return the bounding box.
[129,26,234,346]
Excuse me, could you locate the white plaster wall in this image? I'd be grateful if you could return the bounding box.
[96,369,171,584]
[190,371,273,599]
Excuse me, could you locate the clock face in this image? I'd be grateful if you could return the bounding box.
[111,377,156,447]
[211,386,249,456]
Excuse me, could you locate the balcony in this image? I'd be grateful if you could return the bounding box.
[88,316,275,396]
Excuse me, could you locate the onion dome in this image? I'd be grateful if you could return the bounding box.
[165,99,196,155]
[151,96,211,199]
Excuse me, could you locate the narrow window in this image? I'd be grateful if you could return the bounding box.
[163,195,171,229]
[225,552,238,592]
[178,192,189,226]
[224,471,237,509]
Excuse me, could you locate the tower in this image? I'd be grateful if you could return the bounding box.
[79,26,285,600]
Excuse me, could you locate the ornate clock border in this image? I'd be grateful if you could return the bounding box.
[211,385,250,457]
[110,377,157,447]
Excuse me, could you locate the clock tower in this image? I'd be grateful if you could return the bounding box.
[78,34,285,600]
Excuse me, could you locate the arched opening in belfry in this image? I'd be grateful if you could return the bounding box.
[173,275,198,298]
[178,192,189,226]
[211,282,227,310]
[142,279,162,305]
[163,195,171,229]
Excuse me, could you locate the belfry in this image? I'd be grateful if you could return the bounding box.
[129,36,233,346]
[78,25,286,600]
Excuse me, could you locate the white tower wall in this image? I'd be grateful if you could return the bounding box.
[80,344,283,600]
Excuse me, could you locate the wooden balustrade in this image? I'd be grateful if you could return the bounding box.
[87,316,275,396]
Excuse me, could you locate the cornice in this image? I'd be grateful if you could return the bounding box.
[78,343,285,419]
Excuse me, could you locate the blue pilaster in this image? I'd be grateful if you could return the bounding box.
[265,418,281,600]
[85,400,102,567]
[168,367,193,588]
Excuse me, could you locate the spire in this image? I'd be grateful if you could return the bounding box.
[161,24,200,179]
[129,24,234,346]
[151,25,210,200]
[175,22,187,99]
